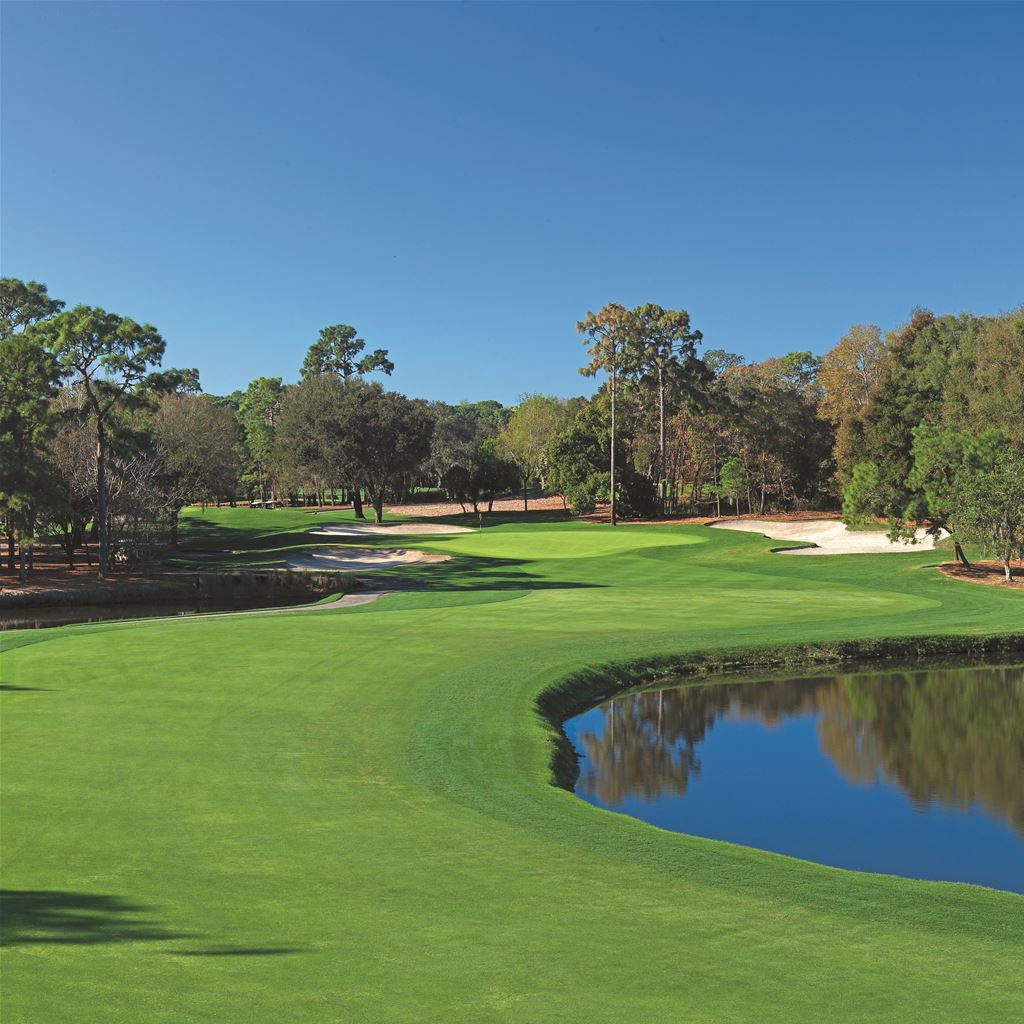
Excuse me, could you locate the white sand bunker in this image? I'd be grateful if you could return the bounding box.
[309,522,473,538]
[285,547,450,571]
[709,519,946,555]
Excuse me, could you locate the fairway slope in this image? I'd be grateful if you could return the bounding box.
[2,512,1022,1024]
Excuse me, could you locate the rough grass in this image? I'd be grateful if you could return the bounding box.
[2,509,1023,1023]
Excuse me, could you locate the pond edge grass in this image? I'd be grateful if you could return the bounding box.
[537,632,1024,793]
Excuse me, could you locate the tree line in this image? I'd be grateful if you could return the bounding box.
[833,309,1024,579]
[2,277,1021,580]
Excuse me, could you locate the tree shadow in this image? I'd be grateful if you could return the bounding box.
[0,890,193,947]
[366,553,604,594]
[1,891,309,957]
[176,516,603,596]
[410,509,573,528]
[0,684,54,692]
[178,507,573,553]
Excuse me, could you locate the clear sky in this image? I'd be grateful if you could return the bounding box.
[2,1,1021,402]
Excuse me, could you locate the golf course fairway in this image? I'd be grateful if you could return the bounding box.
[2,510,1023,1023]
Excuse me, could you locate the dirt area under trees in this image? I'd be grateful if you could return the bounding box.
[938,560,1024,589]
[386,495,567,517]
[0,546,183,596]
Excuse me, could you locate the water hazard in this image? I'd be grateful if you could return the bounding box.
[0,594,314,630]
[565,661,1024,893]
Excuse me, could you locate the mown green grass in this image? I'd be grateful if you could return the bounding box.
[2,510,1022,1023]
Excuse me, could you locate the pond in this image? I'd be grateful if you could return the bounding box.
[0,594,315,630]
[564,661,1024,893]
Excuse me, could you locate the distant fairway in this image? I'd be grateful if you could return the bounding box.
[2,510,1023,1023]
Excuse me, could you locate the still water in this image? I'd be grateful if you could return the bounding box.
[0,595,314,630]
[565,662,1024,893]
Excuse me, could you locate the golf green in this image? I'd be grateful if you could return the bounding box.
[2,512,1022,1023]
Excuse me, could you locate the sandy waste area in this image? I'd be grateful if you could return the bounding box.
[709,518,946,555]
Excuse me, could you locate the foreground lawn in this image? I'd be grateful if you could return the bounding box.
[2,512,1022,1023]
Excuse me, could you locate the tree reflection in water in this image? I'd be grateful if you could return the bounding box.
[574,664,1024,837]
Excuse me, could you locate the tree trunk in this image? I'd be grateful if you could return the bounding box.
[170,509,180,547]
[610,353,617,527]
[352,486,366,519]
[5,527,15,574]
[373,496,384,524]
[61,522,75,568]
[96,419,110,579]
[953,540,970,567]
[713,444,720,519]
[1003,554,1013,582]
[658,366,666,517]
[522,473,529,512]
[26,508,34,574]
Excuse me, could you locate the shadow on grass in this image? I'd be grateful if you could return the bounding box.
[0,890,193,947]
[417,509,573,528]
[173,540,603,597]
[1,890,309,957]
[0,684,53,692]
[178,507,573,552]
[366,553,603,595]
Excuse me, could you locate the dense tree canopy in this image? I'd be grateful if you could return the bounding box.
[301,324,393,382]
[497,395,574,510]
[0,332,61,572]
[838,307,1024,575]
[333,382,434,523]
[2,276,1020,580]
[239,376,284,502]
[32,305,167,576]
[0,278,64,339]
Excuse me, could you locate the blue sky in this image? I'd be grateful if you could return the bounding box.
[3,1,1021,402]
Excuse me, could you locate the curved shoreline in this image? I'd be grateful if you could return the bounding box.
[538,633,1024,794]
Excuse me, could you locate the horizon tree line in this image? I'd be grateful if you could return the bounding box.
[2,276,1021,580]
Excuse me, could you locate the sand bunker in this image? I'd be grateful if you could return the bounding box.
[285,547,449,571]
[709,519,946,555]
[309,522,473,538]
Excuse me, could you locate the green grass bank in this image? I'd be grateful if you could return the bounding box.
[2,510,1023,1023]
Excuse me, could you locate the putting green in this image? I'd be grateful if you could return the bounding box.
[2,512,1022,1023]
